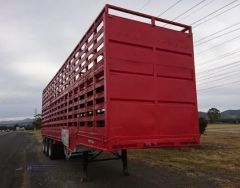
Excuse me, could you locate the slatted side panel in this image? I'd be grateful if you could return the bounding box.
[41,13,106,141]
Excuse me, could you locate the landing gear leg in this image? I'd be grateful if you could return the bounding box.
[121,149,129,176]
[81,151,89,182]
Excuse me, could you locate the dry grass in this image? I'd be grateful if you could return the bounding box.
[32,130,42,141]
[208,123,240,129]
[128,125,240,187]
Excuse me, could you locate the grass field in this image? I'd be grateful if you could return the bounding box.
[31,130,42,141]
[128,124,240,187]
[208,124,240,129]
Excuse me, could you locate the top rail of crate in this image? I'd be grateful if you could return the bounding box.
[105,4,191,33]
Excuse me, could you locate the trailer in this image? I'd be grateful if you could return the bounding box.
[41,4,199,181]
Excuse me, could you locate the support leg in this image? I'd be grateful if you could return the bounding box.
[121,149,129,176]
[81,151,89,182]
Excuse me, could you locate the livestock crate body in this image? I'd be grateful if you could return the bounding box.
[41,5,199,155]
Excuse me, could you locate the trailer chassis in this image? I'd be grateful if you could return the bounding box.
[81,149,129,182]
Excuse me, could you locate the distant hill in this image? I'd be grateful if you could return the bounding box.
[199,109,240,120]
[0,118,34,126]
[221,110,240,119]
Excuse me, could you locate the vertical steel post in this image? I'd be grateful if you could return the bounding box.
[121,149,129,176]
[81,151,89,182]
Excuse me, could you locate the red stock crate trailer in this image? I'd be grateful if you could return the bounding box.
[41,4,199,181]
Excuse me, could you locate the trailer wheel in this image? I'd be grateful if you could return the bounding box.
[48,140,57,160]
[42,138,45,154]
[56,143,64,158]
[48,140,52,158]
[43,138,48,156]
[45,138,49,156]
[43,138,48,155]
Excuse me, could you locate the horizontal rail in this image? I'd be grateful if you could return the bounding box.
[105,4,191,32]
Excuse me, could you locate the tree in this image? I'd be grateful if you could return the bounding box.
[32,114,41,129]
[207,108,221,123]
[199,117,208,134]
[14,124,18,130]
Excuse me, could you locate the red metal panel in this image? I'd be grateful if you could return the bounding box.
[41,4,199,152]
[105,6,199,150]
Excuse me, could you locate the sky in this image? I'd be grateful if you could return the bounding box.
[0,0,240,120]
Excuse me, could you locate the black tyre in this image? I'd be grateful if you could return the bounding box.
[56,143,64,159]
[42,138,45,154]
[44,138,49,156]
[48,140,57,160]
